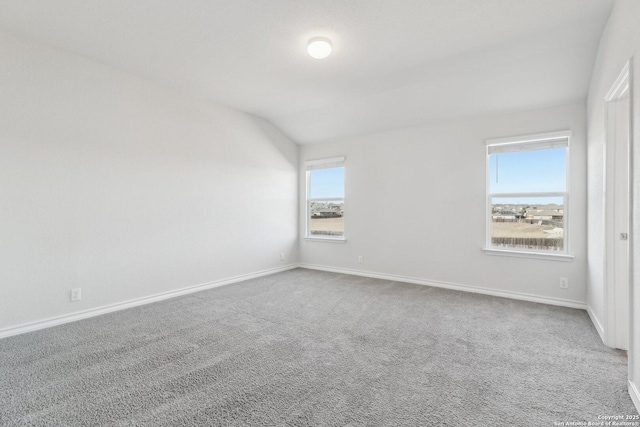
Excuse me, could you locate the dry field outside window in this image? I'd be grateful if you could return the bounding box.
[491,219,563,251]
[310,217,344,236]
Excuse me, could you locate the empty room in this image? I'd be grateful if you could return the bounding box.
[1,0,640,425]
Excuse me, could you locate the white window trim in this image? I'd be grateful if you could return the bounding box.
[484,131,572,259]
[305,157,346,241]
[303,236,347,243]
[483,248,574,262]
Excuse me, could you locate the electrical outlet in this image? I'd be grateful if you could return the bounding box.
[280,253,285,262]
[559,278,569,289]
[358,256,363,264]
[70,288,82,302]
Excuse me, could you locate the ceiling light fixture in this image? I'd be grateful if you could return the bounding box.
[307,37,332,59]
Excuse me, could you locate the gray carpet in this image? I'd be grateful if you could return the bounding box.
[0,268,637,426]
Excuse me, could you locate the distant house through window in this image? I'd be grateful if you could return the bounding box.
[485,131,570,256]
[305,157,345,240]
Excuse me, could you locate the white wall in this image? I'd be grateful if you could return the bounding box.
[299,103,587,306]
[0,32,298,332]
[586,0,640,410]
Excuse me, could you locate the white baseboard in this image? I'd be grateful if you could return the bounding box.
[629,380,640,415]
[586,305,606,344]
[0,262,589,339]
[299,263,587,310]
[0,264,297,340]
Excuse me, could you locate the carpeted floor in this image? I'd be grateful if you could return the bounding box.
[0,268,637,426]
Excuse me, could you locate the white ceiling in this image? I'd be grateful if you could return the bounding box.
[0,0,614,144]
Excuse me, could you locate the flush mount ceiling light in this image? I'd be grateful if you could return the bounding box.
[307,37,332,59]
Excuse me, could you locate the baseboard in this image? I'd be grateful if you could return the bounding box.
[586,305,606,344]
[1,262,589,339]
[299,263,587,310]
[0,264,298,340]
[629,380,640,415]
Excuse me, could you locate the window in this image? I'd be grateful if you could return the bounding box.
[485,131,570,258]
[305,157,345,240]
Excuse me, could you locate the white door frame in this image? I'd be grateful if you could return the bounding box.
[603,61,632,350]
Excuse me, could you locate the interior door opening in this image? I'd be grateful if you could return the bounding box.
[605,64,631,351]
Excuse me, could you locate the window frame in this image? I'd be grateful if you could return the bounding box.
[483,131,574,261]
[304,156,346,242]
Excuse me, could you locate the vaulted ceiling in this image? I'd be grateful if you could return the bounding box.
[0,0,614,143]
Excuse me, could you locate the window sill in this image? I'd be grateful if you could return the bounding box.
[304,236,347,243]
[483,248,574,262]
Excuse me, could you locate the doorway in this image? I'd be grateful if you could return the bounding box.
[605,62,631,350]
